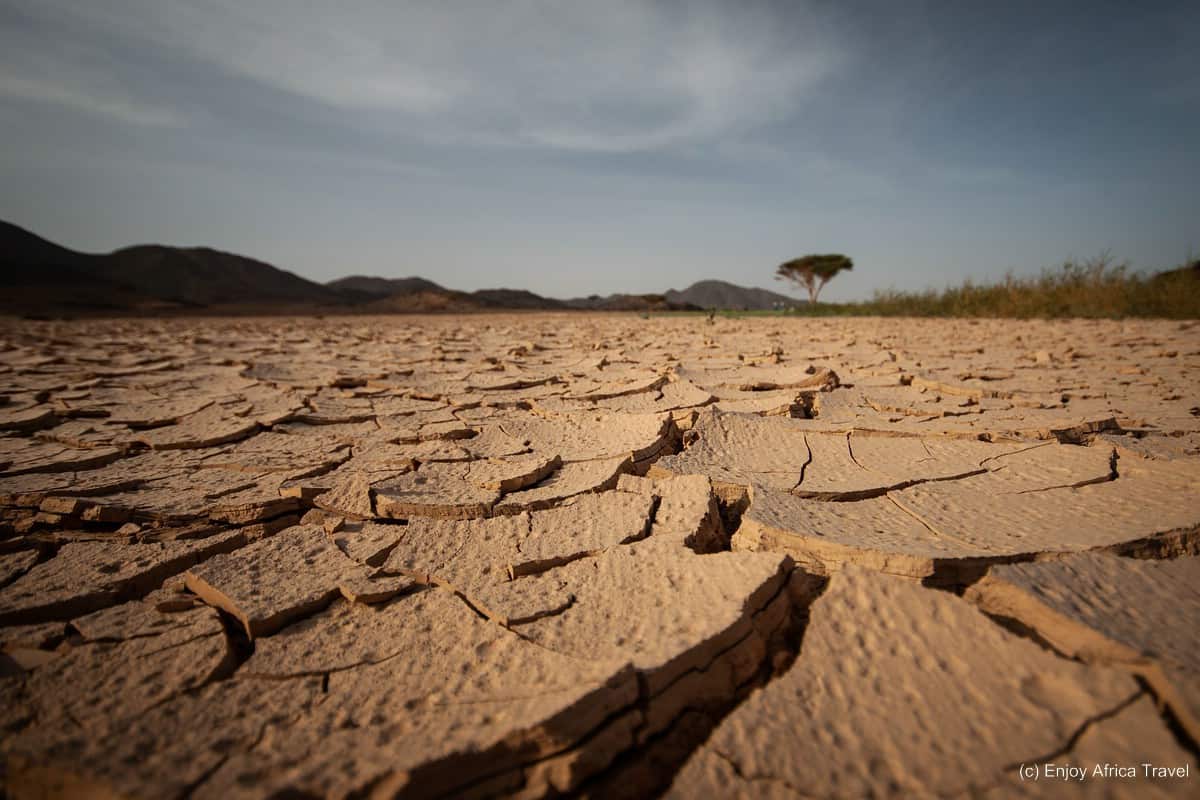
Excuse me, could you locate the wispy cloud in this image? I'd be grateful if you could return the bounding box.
[11,0,841,152]
[0,74,182,127]
[0,14,184,128]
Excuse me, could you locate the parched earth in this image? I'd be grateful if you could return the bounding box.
[0,313,1198,799]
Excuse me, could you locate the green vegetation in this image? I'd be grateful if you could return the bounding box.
[657,255,1200,319]
[811,255,1200,319]
[765,255,1199,319]
[775,254,853,303]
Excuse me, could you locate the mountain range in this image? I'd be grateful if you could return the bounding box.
[1,220,805,315]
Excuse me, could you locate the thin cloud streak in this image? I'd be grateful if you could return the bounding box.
[14,0,841,152]
[0,12,185,128]
[0,75,183,127]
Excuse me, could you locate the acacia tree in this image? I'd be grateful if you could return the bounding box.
[775,254,853,304]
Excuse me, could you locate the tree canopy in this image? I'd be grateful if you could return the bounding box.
[775,254,853,304]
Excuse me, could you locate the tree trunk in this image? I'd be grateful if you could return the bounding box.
[805,274,818,304]
[811,277,829,304]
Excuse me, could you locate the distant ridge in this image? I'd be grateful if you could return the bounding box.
[0,220,143,311]
[328,276,567,309]
[472,289,567,310]
[1,220,340,313]
[564,293,700,312]
[103,245,341,306]
[1,219,798,315]
[327,275,446,297]
[665,279,804,311]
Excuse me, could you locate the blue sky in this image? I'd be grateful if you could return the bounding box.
[1,0,1197,301]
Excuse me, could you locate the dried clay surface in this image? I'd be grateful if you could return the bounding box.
[1,314,1198,798]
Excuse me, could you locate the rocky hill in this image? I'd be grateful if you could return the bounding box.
[326,275,446,298]
[1,220,341,313]
[3,219,801,315]
[664,279,804,311]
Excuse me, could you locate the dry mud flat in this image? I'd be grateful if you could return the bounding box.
[0,313,1198,799]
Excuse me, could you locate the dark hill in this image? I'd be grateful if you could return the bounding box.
[1,221,149,311]
[330,275,567,310]
[1,220,341,313]
[0,219,95,269]
[327,275,446,298]
[362,290,485,313]
[2,219,813,315]
[472,289,566,309]
[664,279,804,311]
[103,245,341,307]
[565,293,700,312]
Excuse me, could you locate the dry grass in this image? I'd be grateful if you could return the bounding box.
[790,255,1200,319]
